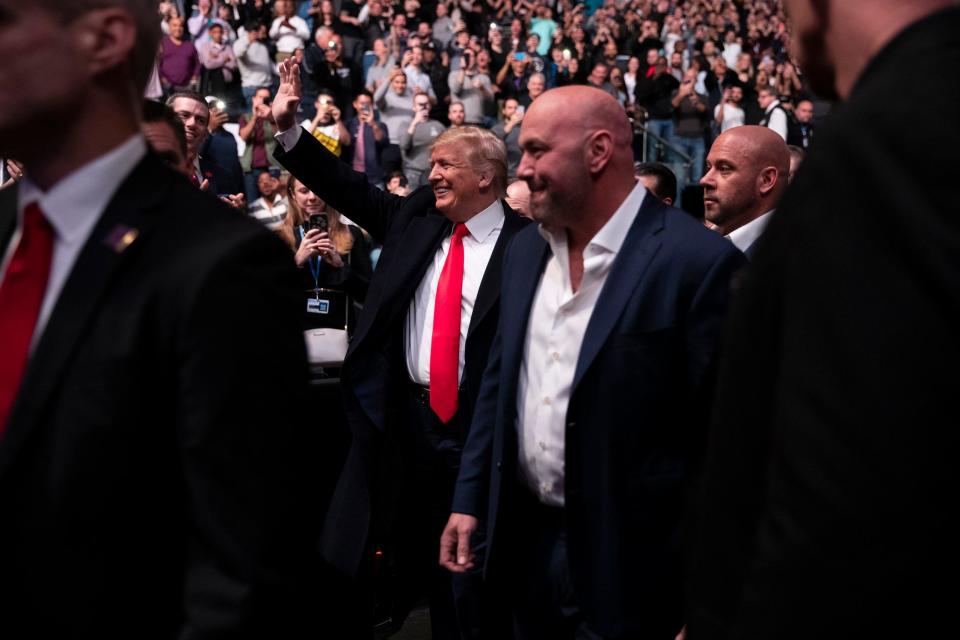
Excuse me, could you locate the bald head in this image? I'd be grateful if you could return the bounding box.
[701,125,790,235]
[529,85,634,151]
[518,86,638,237]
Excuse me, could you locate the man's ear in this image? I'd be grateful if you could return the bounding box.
[476,169,493,190]
[585,130,615,175]
[757,166,779,196]
[72,8,138,78]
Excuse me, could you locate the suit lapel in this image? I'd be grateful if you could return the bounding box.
[501,230,551,378]
[571,195,665,391]
[467,204,523,338]
[0,156,169,477]
[349,208,449,352]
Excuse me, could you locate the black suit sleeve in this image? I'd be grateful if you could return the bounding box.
[273,127,403,244]
[176,229,321,637]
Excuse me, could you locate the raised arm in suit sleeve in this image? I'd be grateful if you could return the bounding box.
[176,227,322,637]
[273,126,403,243]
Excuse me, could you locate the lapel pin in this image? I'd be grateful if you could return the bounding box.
[103,224,139,253]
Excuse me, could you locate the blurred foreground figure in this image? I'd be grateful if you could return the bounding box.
[0,2,321,636]
[688,1,960,638]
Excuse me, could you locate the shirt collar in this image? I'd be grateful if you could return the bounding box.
[462,198,505,244]
[726,209,775,252]
[18,135,147,244]
[538,179,648,255]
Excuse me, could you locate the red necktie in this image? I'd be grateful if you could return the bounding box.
[430,223,469,423]
[0,203,54,434]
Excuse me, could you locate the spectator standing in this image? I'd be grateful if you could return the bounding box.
[188,0,222,44]
[636,56,680,162]
[270,0,311,62]
[234,20,275,110]
[159,16,200,95]
[365,38,396,93]
[491,97,523,181]
[338,0,368,65]
[374,68,416,145]
[671,68,710,198]
[449,48,494,126]
[433,1,455,49]
[497,54,530,102]
[787,99,815,149]
[400,93,446,187]
[306,37,362,118]
[757,86,788,141]
[342,90,391,188]
[715,85,746,133]
[238,86,282,202]
[403,46,437,102]
[198,23,239,98]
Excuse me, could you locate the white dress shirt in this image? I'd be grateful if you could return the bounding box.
[762,100,789,141]
[274,124,506,385]
[726,209,774,253]
[1,135,146,350]
[517,180,648,506]
[404,199,504,385]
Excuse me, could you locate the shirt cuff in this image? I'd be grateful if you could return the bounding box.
[275,125,303,152]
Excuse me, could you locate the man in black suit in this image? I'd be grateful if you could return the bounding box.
[440,86,744,639]
[0,2,321,637]
[271,59,529,637]
[700,125,789,258]
[687,1,960,638]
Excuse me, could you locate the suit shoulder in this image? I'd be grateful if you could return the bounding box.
[660,206,740,262]
[146,172,294,275]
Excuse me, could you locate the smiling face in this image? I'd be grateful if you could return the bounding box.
[170,96,210,156]
[428,143,488,221]
[517,101,590,229]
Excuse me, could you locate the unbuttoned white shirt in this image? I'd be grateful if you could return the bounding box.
[1,135,146,351]
[726,209,774,253]
[405,199,504,385]
[517,180,648,506]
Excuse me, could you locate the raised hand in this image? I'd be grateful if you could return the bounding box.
[273,58,302,133]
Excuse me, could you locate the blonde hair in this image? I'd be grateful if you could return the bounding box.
[279,175,355,254]
[431,126,508,196]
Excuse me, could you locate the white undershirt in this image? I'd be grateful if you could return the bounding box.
[517,180,648,506]
[1,135,146,351]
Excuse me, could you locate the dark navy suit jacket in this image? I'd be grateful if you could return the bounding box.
[453,192,745,638]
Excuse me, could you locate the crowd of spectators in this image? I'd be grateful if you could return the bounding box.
[152,0,820,217]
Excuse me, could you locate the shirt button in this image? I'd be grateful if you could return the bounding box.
[543,396,551,406]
